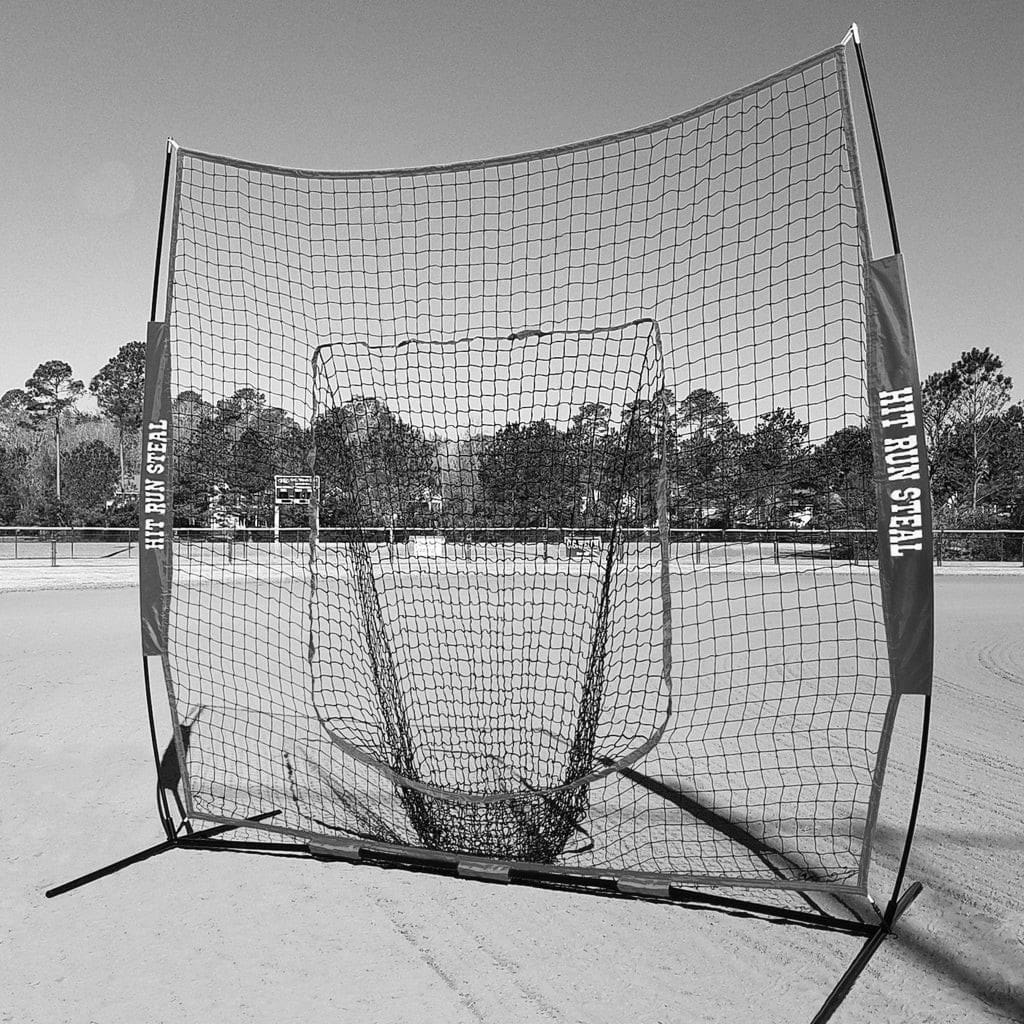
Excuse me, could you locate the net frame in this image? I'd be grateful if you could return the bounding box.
[306,321,672,861]
[139,40,933,905]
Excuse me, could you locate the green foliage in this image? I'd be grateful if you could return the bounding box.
[0,389,31,432]
[215,387,268,441]
[672,388,740,526]
[104,500,139,528]
[227,426,274,498]
[564,403,620,524]
[3,341,1023,538]
[88,341,145,424]
[478,420,573,527]
[314,398,436,527]
[23,360,85,500]
[614,394,669,526]
[924,347,1013,511]
[0,444,29,524]
[810,424,874,527]
[173,408,232,526]
[21,494,74,527]
[936,508,1021,561]
[472,394,668,530]
[24,360,85,428]
[168,387,311,527]
[570,402,612,438]
[736,408,810,528]
[987,402,1024,524]
[437,435,488,520]
[62,440,120,522]
[89,341,145,485]
[252,406,309,477]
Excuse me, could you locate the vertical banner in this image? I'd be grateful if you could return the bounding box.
[866,255,933,696]
[139,321,172,655]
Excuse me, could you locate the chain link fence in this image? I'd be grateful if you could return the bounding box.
[2,526,1022,566]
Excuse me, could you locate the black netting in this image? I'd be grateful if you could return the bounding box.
[161,46,893,890]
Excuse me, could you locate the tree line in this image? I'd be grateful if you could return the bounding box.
[0,344,145,526]
[1,344,1021,532]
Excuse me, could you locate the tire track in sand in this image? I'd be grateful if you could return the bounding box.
[977,640,1023,688]
[368,885,566,1023]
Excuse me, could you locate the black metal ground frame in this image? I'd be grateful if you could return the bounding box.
[303,832,923,1022]
[811,881,924,1023]
[43,811,280,899]
[45,815,923,1022]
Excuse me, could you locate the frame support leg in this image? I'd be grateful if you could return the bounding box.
[44,811,280,898]
[810,881,923,1023]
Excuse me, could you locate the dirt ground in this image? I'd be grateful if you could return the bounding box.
[2,577,1021,1023]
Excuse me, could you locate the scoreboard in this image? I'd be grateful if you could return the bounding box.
[274,475,318,505]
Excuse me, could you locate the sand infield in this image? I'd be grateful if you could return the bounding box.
[2,576,1022,1022]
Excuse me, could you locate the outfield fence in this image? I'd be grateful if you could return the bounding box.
[2,526,1022,566]
[933,528,1024,565]
[0,526,137,564]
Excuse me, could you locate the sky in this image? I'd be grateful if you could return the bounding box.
[2,0,1022,411]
